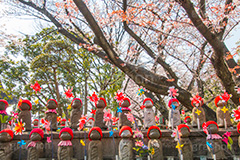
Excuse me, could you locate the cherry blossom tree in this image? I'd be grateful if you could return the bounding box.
[7,0,240,119]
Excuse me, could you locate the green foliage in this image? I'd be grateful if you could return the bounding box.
[0,114,13,123]
[1,26,125,118]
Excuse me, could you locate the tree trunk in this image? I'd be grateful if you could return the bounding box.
[53,67,62,116]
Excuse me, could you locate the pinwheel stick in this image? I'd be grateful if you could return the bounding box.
[110,120,118,160]
[171,108,174,129]
[197,107,200,130]
[176,128,183,160]
[19,134,22,160]
[84,127,87,160]
[208,126,216,160]
[224,113,227,130]
[50,121,54,159]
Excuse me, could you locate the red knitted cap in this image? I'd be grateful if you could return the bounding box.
[119,126,133,137]
[143,98,153,105]
[0,129,14,140]
[71,98,83,106]
[47,99,58,106]
[202,121,219,134]
[88,127,103,141]
[184,116,191,121]
[59,127,73,141]
[21,99,32,111]
[29,128,44,139]
[237,122,240,134]
[177,124,190,132]
[147,126,162,139]
[214,96,222,107]
[120,97,131,107]
[168,98,179,108]
[0,99,8,108]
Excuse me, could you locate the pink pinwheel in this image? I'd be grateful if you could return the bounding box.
[125,112,135,123]
[223,131,231,138]
[10,111,19,119]
[168,86,178,98]
[114,90,125,102]
[47,137,52,143]
[64,87,74,98]
[190,94,203,107]
[104,109,112,122]
[232,109,240,121]
[31,81,42,94]
[222,137,228,144]
[87,92,99,104]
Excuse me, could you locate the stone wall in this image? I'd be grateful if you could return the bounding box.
[7,128,240,160]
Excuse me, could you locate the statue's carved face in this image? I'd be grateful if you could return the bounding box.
[121,130,132,138]
[47,101,57,109]
[186,118,191,123]
[217,100,227,107]
[33,121,39,126]
[60,132,72,141]
[121,100,130,108]
[30,132,42,141]
[193,102,202,108]
[96,100,105,108]
[149,129,160,139]
[144,101,153,108]
[179,127,190,138]
[207,124,218,134]
[171,101,179,108]
[20,103,30,111]
[72,100,82,109]
[0,102,6,110]
[90,130,101,140]
[0,132,12,142]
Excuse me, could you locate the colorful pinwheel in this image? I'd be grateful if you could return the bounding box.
[64,87,74,98]
[137,86,145,96]
[14,119,25,135]
[168,86,178,98]
[31,81,42,94]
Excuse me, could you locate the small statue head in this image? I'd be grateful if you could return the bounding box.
[168,98,179,110]
[33,119,39,127]
[203,121,219,134]
[0,99,8,111]
[60,119,67,126]
[0,129,14,142]
[71,98,82,109]
[29,128,44,141]
[59,127,73,141]
[19,100,32,111]
[119,126,133,138]
[120,97,131,108]
[88,127,103,141]
[184,116,191,124]
[96,97,107,109]
[143,98,153,108]
[178,124,190,138]
[147,126,162,139]
[215,92,231,108]
[46,99,58,109]
[237,122,240,134]
[191,94,204,108]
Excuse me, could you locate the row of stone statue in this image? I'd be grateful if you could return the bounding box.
[0,92,233,132]
[2,121,240,160]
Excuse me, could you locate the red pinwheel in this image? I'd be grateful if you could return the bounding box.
[64,87,74,98]
[31,81,42,94]
[232,109,240,121]
[91,109,96,115]
[78,115,87,130]
[190,93,203,107]
[112,117,119,125]
[221,92,231,102]
[114,90,125,102]
[87,92,99,104]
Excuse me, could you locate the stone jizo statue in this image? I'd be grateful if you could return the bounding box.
[88,127,103,160]
[143,98,155,129]
[58,127,74,160]
[191,94,206,129]
[18,99,32,131]
[168,98,181,129]
[147,126,163,160]
[45,99,58,131]
[70,98,82,130]
[93,97,107,130]
[119,126,133,160]
[0,129,14,160]
[119,98,132,129]
[27,128,44,160]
